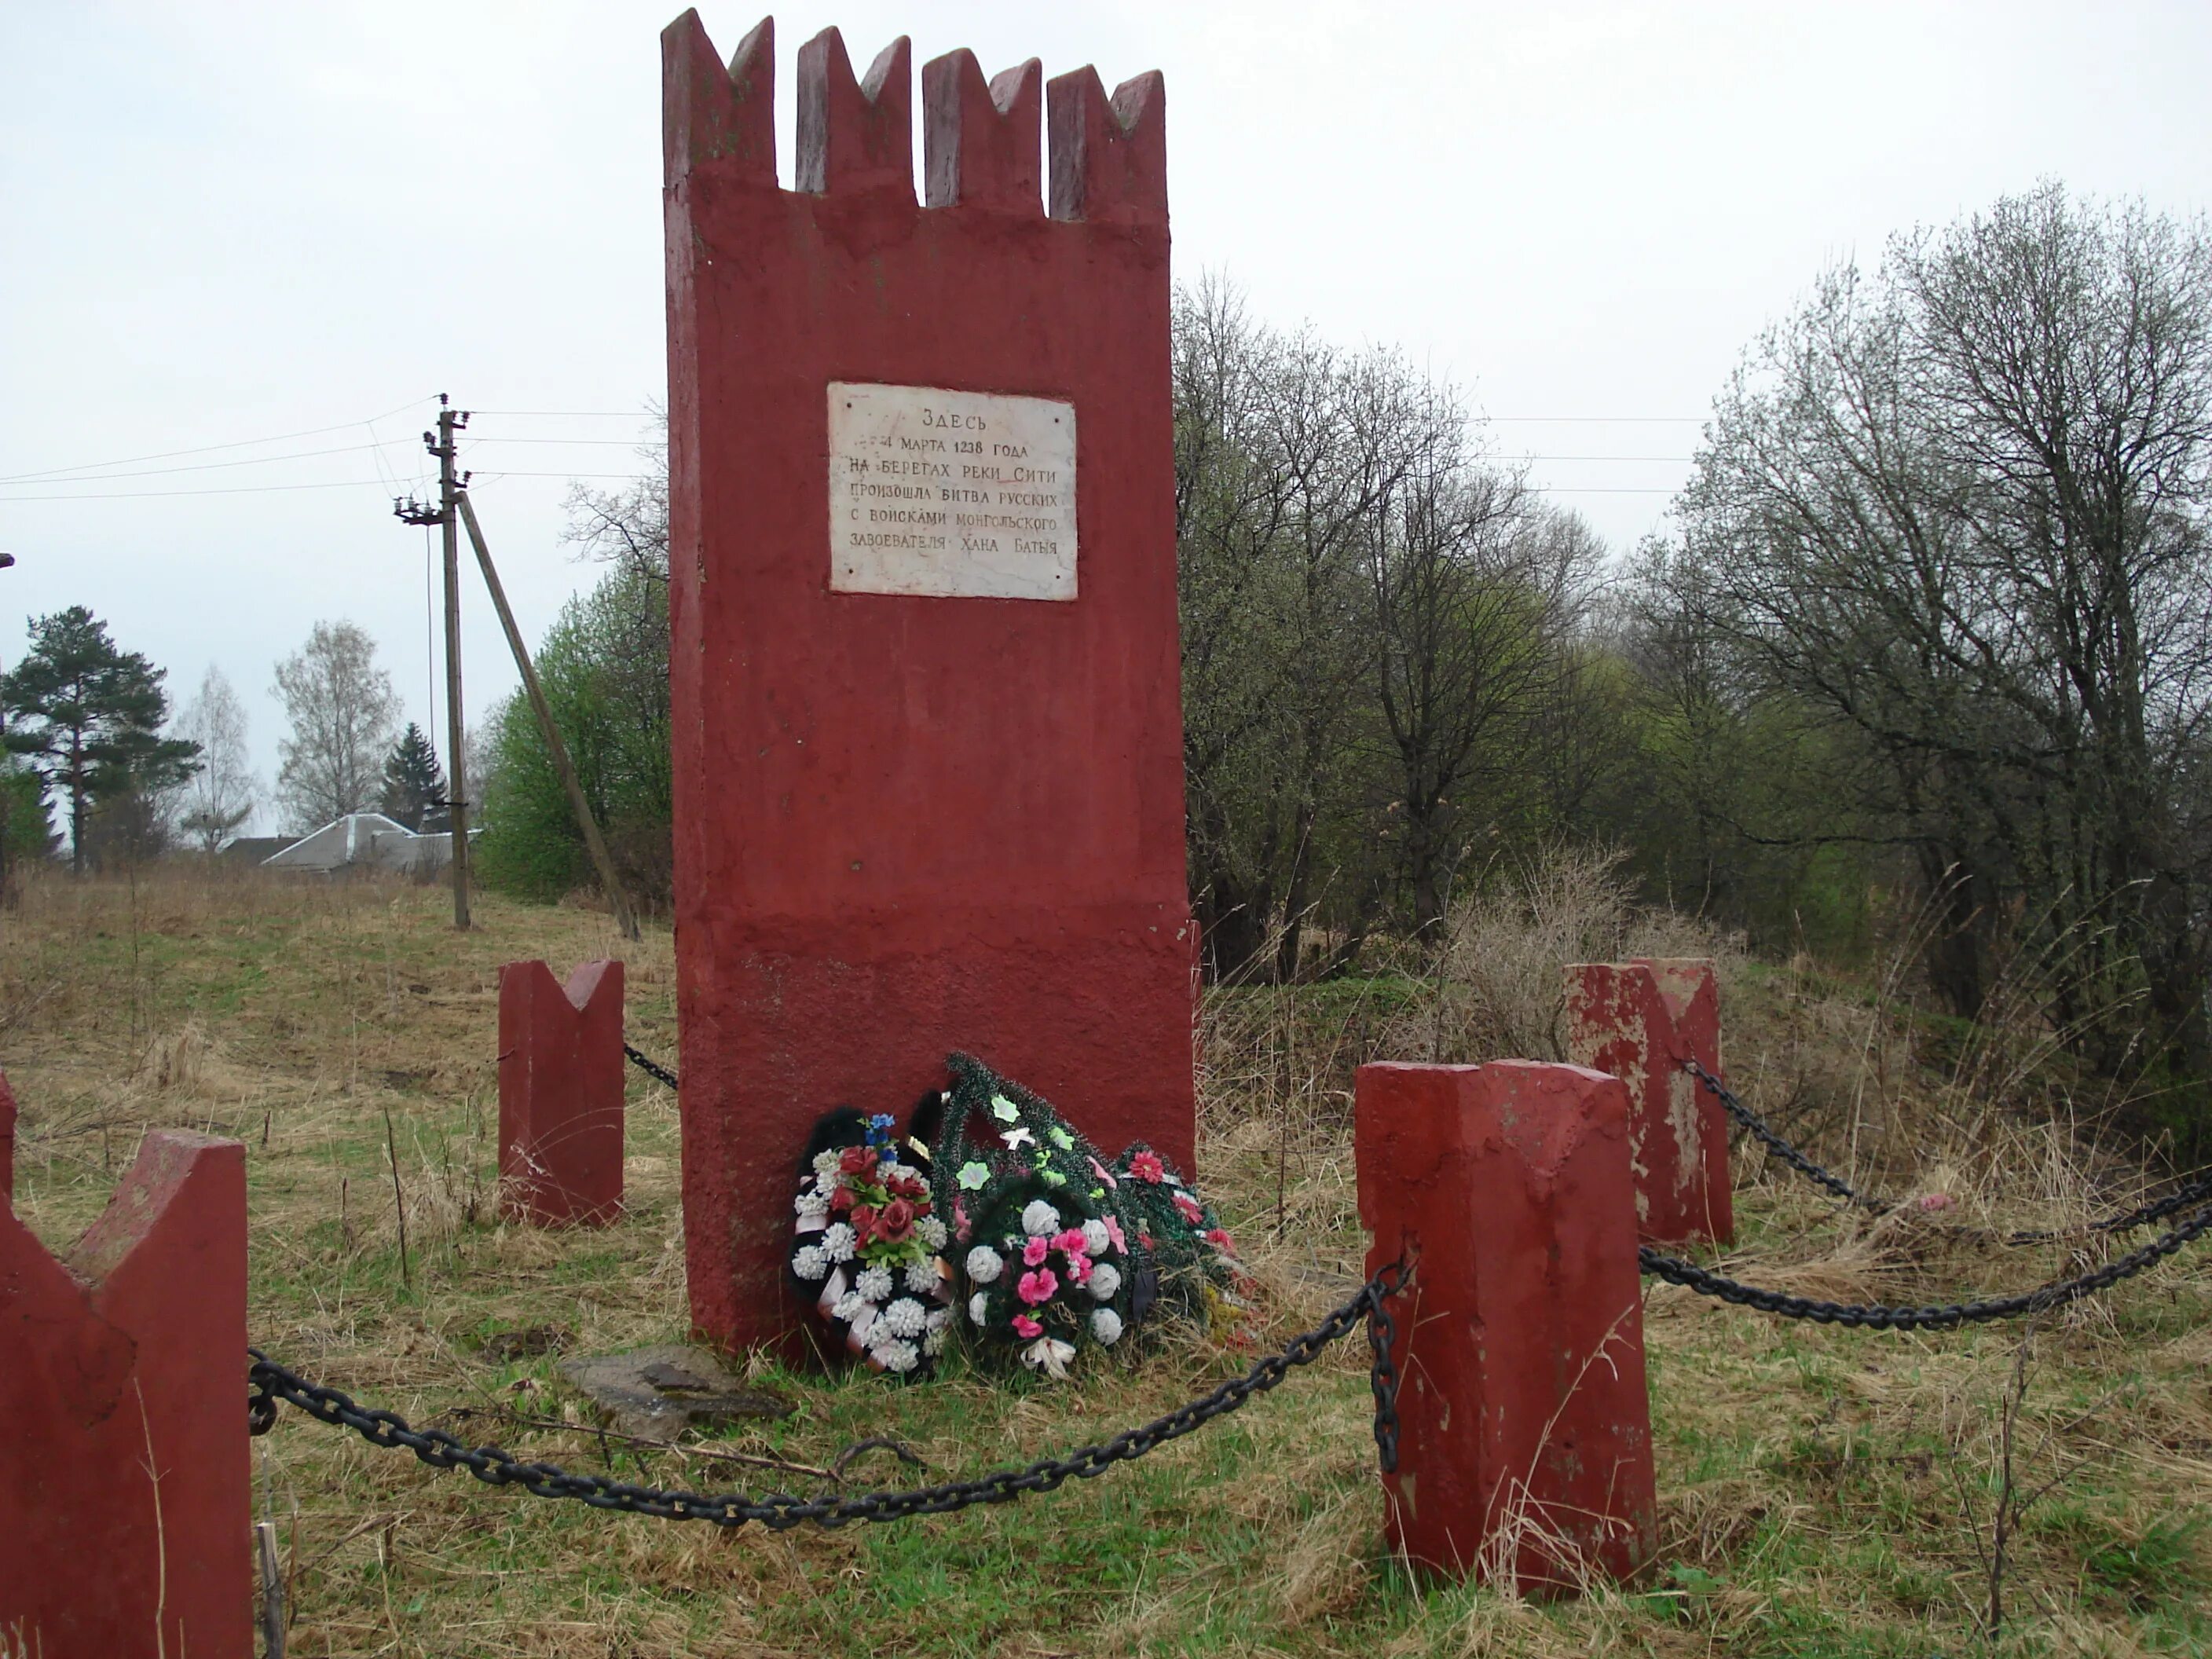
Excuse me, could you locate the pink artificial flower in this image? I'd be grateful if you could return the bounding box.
[1130,1150,1166,1185]
[1012,1314,1043,1339]
[1090,1157,1119,1190]
[1916,1192,1955,1214]
[1022,1236,1051,1267]
[1172,1191,1204,1225]
[1103,1215,1127,1254]
[1052,1229,1087,1255]
[954,1199,971,1242]
[1205,1227,1236,1257]
[1064,1251,1093,1285]
[1016,1268,1059,1306]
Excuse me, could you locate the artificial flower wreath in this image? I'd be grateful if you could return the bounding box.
[788,1106,954,1375]
[786,1055,1240,1382]
[932,1054,1142,1379]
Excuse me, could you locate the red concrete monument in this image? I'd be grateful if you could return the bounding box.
[1357,1060,1657,1589]
[498,958,626,1227]
[0,1127,250,1657]
[1565,958,1731,1244]
[661,13,1196,1349]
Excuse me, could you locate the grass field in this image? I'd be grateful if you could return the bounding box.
[5,868,2210,1657]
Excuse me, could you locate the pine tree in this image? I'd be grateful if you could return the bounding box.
[1,607,199,872]
[379,722,448,832]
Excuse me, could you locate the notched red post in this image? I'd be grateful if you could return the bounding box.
[1357,1060,1657,1591]
[923,49,1042,212]
[797,27,914,198]
[0,1129,251,1657]
[498,959,627,1227]
[1565,957,1730,1245]
[1047,65,1167,226]
[0,1069,15,1197]
[661,11,775,189]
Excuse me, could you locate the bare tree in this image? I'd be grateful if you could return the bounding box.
[273,621,401,831]
[173,665,255,851]
[1678,183,2212,1084]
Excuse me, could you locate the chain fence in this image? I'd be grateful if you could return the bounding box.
[247,1262,1407,1530]
[623,1044,679,1091]
[1639,1189,2212,1327]
[1687,1058,2212,1244]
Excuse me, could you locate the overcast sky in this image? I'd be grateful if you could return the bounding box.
[6,2,2212,833]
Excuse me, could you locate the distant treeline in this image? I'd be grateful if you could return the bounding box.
[477,185,2212,1139]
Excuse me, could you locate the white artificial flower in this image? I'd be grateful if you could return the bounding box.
[1020,1200,1061,1237]
[812,1150,843,1180]
[796,1188,830,1219]
[881,1297,928,1337]
[924,1306,951,1331]
[877,1339,921,1374]
[965,1246,1005,1284]
[915,1216,950,1250]
[793,1245,830,1281]
[969,1291,990,1326]
[1081,1219,1111,1256]
[855,1265,894,1302]
[921,1326,947,1357]
[1089,1263,1121,1301]
[903,1259,940,1294]
[821,1222,856,1263]
[1090,1307,1123,1346]
[831,1292,866,1321]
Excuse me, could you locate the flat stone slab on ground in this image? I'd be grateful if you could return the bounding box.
[558,1344,793,1440]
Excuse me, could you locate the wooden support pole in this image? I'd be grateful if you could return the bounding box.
[456,490,642,942]
[436,403,472,930]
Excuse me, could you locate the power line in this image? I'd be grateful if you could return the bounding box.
[0,476,403,503]
[1486,416,1705,424]
[0,394,437,484]
[0,437,427,485]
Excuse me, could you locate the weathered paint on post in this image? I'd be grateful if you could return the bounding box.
[662,13,1195,1350]
[498,958,626,1226]
[1565,958,1730,1245]
[1356,1060,1657,1589]
[0,1130,251,1657]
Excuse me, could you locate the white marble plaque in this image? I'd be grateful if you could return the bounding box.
[827,383,1078,601]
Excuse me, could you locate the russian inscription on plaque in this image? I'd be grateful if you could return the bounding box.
[829,382,1079,601]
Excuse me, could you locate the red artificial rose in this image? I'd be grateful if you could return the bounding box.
[839,1146,877,1177]
[848,1204,878,1239]
[829,1185,856,1214]
[877,1198,916,1243]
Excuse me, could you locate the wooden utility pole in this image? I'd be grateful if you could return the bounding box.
[456,490,640,941]
[394,396,471,929]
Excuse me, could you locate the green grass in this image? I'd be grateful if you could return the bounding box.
[5,868,2210,1657]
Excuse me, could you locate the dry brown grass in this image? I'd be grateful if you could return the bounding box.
[4,858,2209,1657]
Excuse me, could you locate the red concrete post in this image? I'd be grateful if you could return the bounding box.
[1356,1060,1657,1590]
[0,1130,250,1657]
[662,13,1195,1350]
[1565,958,1730,1244]
[0,1069,14,1198]
[498,959,625,1227]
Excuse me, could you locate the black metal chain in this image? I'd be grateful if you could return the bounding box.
[1687,1058,2212,1245]
[1639,1193,2212,1329]
[247,1262,1409,1529]
[2003,1171,2212,1244]
[1688,1059,1888,1211]
[623,1044,679,1091]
